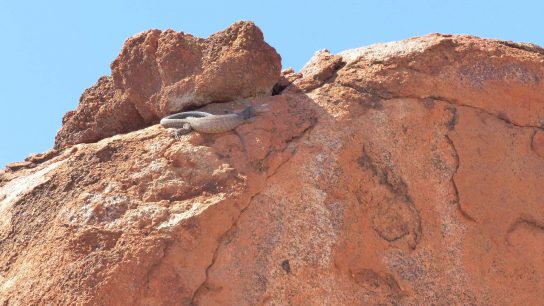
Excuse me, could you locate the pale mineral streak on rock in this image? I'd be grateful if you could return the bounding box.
[339,36,432,63]
[2,22,544,305]
[0,159,66,235]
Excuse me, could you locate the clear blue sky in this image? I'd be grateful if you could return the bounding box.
[1,0,543,167]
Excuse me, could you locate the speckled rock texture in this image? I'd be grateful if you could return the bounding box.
[2,26,544,305]
[54,21,281,149]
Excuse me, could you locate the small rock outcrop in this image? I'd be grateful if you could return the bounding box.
[2,24,544,305]
[54,21,281,149]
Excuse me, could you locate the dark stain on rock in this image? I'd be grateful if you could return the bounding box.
[423,97,435,109]
[281,259,291,273]
[497,112,513,126]
[446,105,458,131]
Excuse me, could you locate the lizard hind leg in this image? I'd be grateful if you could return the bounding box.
[174,123,192,139]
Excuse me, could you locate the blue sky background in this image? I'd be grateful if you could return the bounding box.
[1,0,543,167]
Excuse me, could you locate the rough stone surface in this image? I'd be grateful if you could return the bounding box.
[291,49,344,92]
[2,30,544,305]
[55,21,281,149]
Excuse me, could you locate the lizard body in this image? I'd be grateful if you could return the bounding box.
[160,106,258,137]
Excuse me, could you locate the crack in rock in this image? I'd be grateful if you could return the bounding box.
[335,82,544,130]
[189,120,315,305]
[357,147,422,249]
[444,134,477,223]
[507,217,544,234]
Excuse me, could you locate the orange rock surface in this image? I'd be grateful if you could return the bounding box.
[1,24,544,305]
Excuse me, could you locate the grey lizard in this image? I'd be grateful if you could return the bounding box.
[160,105,268,138]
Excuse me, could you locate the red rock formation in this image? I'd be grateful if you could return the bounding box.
[55,21,281,149]
[2,24,544,305]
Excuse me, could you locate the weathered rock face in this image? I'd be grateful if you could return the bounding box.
[2,25,544,305]
[55,21,281,149]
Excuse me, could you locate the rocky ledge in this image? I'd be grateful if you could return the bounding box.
[1,21,544,305]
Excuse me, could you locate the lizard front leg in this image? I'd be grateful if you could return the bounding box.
[174,123,192,139]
